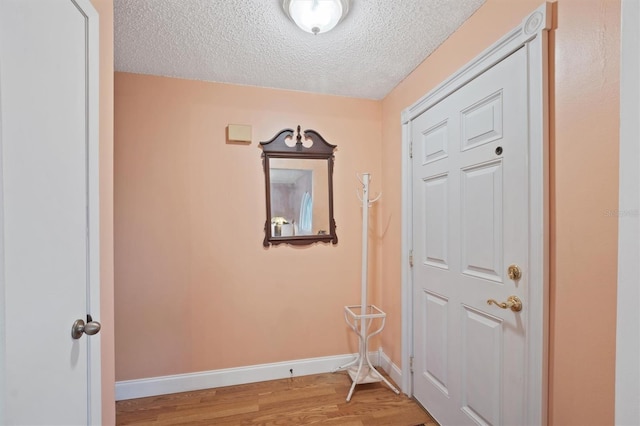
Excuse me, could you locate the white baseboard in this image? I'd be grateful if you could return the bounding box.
[116,351,396,401]
[378,349,403,390]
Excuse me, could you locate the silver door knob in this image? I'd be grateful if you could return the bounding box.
[71,318,101,339]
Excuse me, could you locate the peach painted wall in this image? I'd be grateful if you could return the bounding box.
[114,74,382,380]
[379,0,620,425]
[90,0,115,423]
[549,1,619,424]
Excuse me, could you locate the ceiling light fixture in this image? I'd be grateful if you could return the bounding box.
[282,0,350,35]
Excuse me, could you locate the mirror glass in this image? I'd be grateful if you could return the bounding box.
[269,159,329,237]
[260,126,337,246]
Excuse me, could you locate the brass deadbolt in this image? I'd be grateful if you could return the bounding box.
[508,264,522,280]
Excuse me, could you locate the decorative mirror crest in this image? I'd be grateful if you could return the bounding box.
[260,126,338,247]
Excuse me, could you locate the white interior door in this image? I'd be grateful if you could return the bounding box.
[412,47,530,426]
[0,0,101,424]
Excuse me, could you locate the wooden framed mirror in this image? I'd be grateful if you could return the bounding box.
[260,126,338,247]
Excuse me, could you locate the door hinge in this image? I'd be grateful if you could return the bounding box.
[409,249,414,267]
[410,356,414,373]
[409,139,413,159]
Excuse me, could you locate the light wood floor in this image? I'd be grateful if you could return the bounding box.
[116,371,438,425]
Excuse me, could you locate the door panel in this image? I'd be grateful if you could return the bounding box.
[423,175,449,269]
[422,120,449,164]
[461,306,502,425]
[412,47,528,426]
[461,91,503,150]
[460,161,503,282]
[422,290,449,395]
[0,0,100,424]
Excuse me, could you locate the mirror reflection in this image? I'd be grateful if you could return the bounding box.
[269,159,329,237]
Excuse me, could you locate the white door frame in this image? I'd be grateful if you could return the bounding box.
[615,1,640,424]
[400,3,552,424]
[0,0,101,423]
[83,0,102,421]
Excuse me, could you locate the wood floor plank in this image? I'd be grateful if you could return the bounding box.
[257,385,336,406]
[157,402,260,422]
[116,371,437,425]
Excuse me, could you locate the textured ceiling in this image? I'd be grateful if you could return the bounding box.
[114,0,486,100]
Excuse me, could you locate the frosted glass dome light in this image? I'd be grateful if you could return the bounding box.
[283,0,350,35]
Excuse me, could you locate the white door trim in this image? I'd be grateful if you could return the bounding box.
[0,9,5,420]
[400,3,552,424]
[69,2,102,422]
[615,1,640,424]
[78,0,102,422]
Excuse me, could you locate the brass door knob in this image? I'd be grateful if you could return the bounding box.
[487,295,523,312]
[508,264,522,280]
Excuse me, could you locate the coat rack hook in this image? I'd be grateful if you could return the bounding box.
[369,192,382,204]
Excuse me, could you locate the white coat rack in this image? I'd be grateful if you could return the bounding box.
[335,173,400,401]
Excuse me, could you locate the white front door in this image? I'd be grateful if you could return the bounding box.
[0,0,101,424]
[412,47,530,425]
